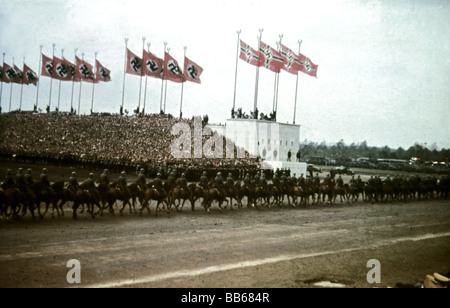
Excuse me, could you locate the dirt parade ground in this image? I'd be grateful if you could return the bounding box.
[0,188,449,288]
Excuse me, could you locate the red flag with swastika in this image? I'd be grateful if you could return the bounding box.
[126,48,143,76]
[163,52,185,83]
[53,57,72,81]
[23,63,38,85]
[184,56,203,84]
[41,54,53,78]
[142,50,163,79]
[95,60,111,82]
[75,56,95,82]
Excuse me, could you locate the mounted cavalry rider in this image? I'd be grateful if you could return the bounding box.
[260,174,268,189]
[199,171,209,190]
[336,175,344,188]
[272,173,281,191]
[68,172,79,192]
[214,172,226,197]
[115,171,130,196]
[24,168,34,186]
[153,173,165,195]
[243,173,253,189]
[3,169,16,189]
[178,173,188,192]
[15,168,26,188]
[137,169,147,191]
[39,168,52,194]
[298,173,306,188]
[84,173,97,193]
[100,169,110,186]
[226,173,234,188]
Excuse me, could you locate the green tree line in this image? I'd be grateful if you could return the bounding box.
[300,140,450,163]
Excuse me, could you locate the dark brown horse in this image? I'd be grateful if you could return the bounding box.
[187,183,204,211]
[140,187,168,215]
[72,182,102,219]
[171,187,191,211]
[30,181,60,219]
[201,188,227,213]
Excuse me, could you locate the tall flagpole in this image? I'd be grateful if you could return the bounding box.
[48,43,55,112]
[121,38,128,115]
[142,42,150,115]
[19,57,25,111]
[273,34,283,118]
[9,57,14,112]
[159,42,167,113]
[78,52,84,116]
[274,34,283,121]
[137,36,146,114]
[179,46,187,119]
[0,53,5,113]
[232,30,241,118]
[70,48,77,114]
[293,40,302,125]
[163,47,170,114]
[91,52,97,114]
[253,28,263,119]
[35,46,43,112]
[57,48,64,112]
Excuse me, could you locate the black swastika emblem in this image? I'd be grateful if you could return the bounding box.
[146,60,159,72]
[187,64,198,79]
[45,62,53,76]
[130,57,141,72]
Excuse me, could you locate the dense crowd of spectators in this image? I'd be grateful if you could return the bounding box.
[0,112,259,179]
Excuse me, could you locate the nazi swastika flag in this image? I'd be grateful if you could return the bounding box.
[41,53,53,78]
[23,63,38,85]
[163,52,185,83]
[75,56,95,82]
[143,50,163,79]
[183,56,203,84]
[126,48,143,76]
[95,59,111,82]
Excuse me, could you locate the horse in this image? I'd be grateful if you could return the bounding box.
[201,188,227,213]
[333,185,348,204]
[171,186,191,211]
[188,183,204,211]
[72,182,102,219]
[51,180,74,216]
[140,187,168,215]
[290,186,304,207]
[30,181,60,219]
[1,188,30,221]
[125,182,143,214]
[318,183,333,204]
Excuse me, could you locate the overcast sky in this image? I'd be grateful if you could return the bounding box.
[1,0,449,150]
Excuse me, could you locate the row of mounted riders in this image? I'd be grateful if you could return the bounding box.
[1,168,450,221]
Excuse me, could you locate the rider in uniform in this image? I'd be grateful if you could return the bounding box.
[178,173,188,192]
[153,173,165,195]
[24,168,34,186]
[260,173,268,189]
[40,168,51,193]
[3,169,16,189]
[137,169,147,191]
[199,171,209,190]
[214,172,226,197]
[85,173,97,193]
[298,173,305,188]
[336,175,344,188]
[68,172,79,192]
[100,169,110,186]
